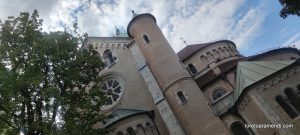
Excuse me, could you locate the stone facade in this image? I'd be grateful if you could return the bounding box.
[82,13,300,135]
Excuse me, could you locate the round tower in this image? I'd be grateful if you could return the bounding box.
[127,14,229,135]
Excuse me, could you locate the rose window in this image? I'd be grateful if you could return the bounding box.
[212,87,227,101]
[100,75,124,110]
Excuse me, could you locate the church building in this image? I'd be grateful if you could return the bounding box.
[83,13,300,135]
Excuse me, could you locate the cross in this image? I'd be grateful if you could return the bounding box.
[180,37,188,46]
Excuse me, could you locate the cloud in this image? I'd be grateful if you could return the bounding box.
[281,32,300,48]
[280,27,288,37]
[0,0,267,52]
[159,0,266,52]
[0,0,58,27]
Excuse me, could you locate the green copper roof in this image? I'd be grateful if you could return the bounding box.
[103,109,151,128]
[234,60,296,101]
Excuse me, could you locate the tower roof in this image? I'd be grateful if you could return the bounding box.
[127,13,156,37]
[177,40,236,61]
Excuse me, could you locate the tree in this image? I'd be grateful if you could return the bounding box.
[0,10,108,135]
[279,0,300,18]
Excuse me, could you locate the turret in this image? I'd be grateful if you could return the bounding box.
[127,14,229,135]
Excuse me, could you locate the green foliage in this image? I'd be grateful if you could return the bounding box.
[279,0,300,18]
[0,10,108,135]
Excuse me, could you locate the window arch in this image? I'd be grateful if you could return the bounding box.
[200,55,209,65]
[127,127,136,135]
[177,91,187,104]
[146,122,151,127]
[136,124,146,135]
[206,52,214,62]
[284,88,300,112]
[229,45,237,55]
[188,64,197,75]
[275,95,298,119]
[212,49,221,61]
[230,121,250,135]
[145,122,159,135]
[103,49,115,67]
[212,87,227,101]
[218,47,226,58]
[143,34,150,44]
[223,46,232,56]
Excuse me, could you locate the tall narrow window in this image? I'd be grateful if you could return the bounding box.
[143,34,150,44]
[177,91,187,104]
[284,88,300,112]
[127,127,136,135]
[230,122,250,135]
[146,122,159,135]
[103,49,115,67]
[200,55,209,68]
[275,95,298,119]
[136,124,146,135]
[188,64,197,75]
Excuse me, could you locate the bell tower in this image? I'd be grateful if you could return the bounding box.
[127,14,229,135]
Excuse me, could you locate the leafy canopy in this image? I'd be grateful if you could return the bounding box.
[0,10,108,135]
[279,0,300,18]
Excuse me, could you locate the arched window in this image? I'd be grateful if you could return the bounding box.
[103,49,115,67]
[177,91,187,104]
[275,95,298,119]
[212,88,227,101]
[230,121,250,135]
[218,47,226,58]
[229,46,237,55]
[224,46,232,56]
[145,122,159,135]
[284,88,300,112]
[200,55,209,65]
[188,64,197,75]
[206,52,214,62]
[136,124,146,135]
[212,49,221,61]
[143,34,150,44]
[146,122,151,127]
[127,127,136,135]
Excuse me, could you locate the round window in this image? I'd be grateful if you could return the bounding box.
[100,74,124,111]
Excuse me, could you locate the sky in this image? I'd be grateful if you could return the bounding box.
[0,0,299,56]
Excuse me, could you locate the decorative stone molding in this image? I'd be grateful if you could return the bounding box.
[238,95,251,112]
[256,66,299,92]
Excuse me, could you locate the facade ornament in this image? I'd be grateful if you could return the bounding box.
[132,10,138,18]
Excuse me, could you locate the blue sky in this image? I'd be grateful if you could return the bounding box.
[240,0,300,56]
[0,0,299,56]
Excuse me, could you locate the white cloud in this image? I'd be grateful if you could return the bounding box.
[0,0,267,52]
[281,32,300,48]
[280,27,288,37]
